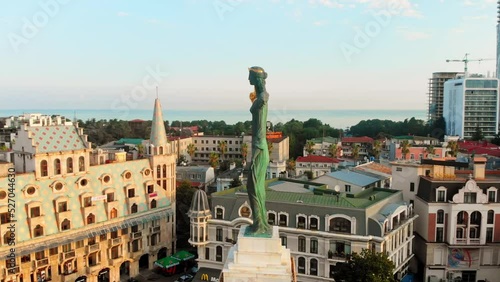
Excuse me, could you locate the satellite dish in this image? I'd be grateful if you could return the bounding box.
[334,185,340,192]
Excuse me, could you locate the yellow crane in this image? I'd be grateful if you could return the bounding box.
[446,53,494,75]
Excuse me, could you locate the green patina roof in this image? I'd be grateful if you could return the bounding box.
[214,178,396,209]
[155,256,180,268]
[172,250,195,261]
[308,136,338,144]
[29,125,88,153]
[116,138,144,145]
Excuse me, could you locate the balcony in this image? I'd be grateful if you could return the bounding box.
[108,256,123,266]
[34,257,49,268]
[86,243,100,253]
[61,270,79,282]
[150,226,160,234]
[86,264,101,274]
[4,266,20,276]
[297,222,306,229]
[60,250,76,261]
[109,237,122,246]
[131,231,142,239]
[56,210,72,225]
[454,238,481,245]
[28,215,46,228]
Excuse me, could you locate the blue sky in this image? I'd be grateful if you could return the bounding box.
[0,0,498,112]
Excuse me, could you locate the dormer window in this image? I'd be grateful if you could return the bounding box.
[215,207,224,219]
[488,189,497,202]
[83,196,92,207]
[436,187,446,202]
[464,192,477,203]
[58,201,68,212]
[30,206,41,218]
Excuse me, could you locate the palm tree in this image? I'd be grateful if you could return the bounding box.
[187,143,196,159]
[425,145,435,158]
[218,141,227,161]
[267,140,274,158]
[241,142,248,161]
[286,159,296,171]
[447,141,459,157]
[401,140,411,160]
[208,152,219,168]
[305,140,315,156]
[351,144,360,160]
[372,140,382,159]
[328,143,338,158]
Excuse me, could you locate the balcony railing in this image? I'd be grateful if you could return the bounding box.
[4,266,20,275]
[454,238,481,245]
[34,257,49,268]
[86,243,100,253]
[150,226,160,233]
[131,231,142,239]
[297,223,306,229]
[109,237,122,246]
[60,250,76,261]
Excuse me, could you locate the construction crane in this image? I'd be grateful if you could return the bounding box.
[446,53,494,75]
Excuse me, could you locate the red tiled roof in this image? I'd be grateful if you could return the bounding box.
[459,140,499,151]
[296,155,340,163]
[341,136,374,143]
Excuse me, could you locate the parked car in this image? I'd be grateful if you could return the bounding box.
[174,274,193,282]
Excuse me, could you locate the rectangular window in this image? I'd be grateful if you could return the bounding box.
[280,236,287,247]
[437,211,444,224]
[62,243,72,253]
[216,228,223,241]
[76,240,84,249]
[0,212,10,224]
[488,191,496,202]
[107,193,114,202]
[464,192,477,203]
[486,228,493,243]
[30,207,41,218]
[205,247,210,260]
[128,189,135,198]
[437,191,445,202]
[147,185,154,194]
[49,247,58,255]
[436,227,444,242]
[298,238,306,252]
[345,185,351,193]
[410,182,415,192]
[83,197,92,207]
[310,239,318,254]
[396,167,402,172]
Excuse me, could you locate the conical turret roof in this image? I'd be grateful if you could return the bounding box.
[150,98,168,147]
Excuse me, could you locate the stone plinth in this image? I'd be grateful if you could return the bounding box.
[222,225,294,282]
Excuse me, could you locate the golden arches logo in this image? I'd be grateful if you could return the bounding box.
[201,274,209,281]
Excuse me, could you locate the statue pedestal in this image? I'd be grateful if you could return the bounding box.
[222,225,294,282]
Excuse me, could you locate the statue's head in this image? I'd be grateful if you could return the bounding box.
[248,66,267,86]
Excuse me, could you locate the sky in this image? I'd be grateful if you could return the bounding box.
[0,0,498,112]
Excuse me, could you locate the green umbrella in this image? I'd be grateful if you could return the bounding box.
[172,250,195,261]
[154,256,180,268]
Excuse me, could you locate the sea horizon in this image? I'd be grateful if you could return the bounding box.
[1,109,427,129]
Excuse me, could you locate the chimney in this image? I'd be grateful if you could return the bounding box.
[473,156,487,180]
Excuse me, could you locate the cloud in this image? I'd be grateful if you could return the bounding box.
[309,0,344,8]
[117,11,129,17]
[313,20,328,26]
[396,27,431,40]
[309,0,422,18]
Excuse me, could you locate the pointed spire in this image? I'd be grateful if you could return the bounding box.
[150,98,168,150]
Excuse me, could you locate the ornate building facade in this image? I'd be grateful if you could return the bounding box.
[0,98,176,282]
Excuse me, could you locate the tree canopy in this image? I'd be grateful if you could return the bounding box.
[332,249,395,282]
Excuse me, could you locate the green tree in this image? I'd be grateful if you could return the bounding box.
[492,133,500,146]
[425,145,435,157]
[351,144,360,160]
[304,170,313,180]
[267,140,274,158]
[218,141,228,161]
[305,140,315,156]
[209,152,219,168]
[332,249,395,282]
[286,159,296,172]
[187,143,196,159]
[230,177,242,188]
[371,140,382,159]
[241,142,249,161]
[447,141,459,157]
[176,180,196,247]
[472,125,484,141]
[328,143,338,158]
[401,140,411,160]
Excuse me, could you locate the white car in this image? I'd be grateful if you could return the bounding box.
[174,274,193,282]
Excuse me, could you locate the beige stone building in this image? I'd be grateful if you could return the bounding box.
[0,99,176,282]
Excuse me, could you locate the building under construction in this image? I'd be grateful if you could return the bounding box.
[427,72,461,122]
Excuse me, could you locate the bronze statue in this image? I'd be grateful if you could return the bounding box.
[245,66,271,236]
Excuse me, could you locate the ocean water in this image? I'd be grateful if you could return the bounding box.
[1,109,427,129]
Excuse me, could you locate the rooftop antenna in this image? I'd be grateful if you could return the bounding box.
[156,86,159,99]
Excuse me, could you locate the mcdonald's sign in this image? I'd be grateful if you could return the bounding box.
[201,274,209,281]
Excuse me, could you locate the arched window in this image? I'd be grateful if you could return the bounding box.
[487,210,494,224]
[157,165,161,178]
[298,257,305,274]
[279,214,287,227]
[163,165,167,178]
[216,246,223,262]
[298,236,306,252]
[110,208,117,219]
[87,213,95,224]
[268,213,276,225]
[61,219,71,230]
[151,199,157,209]
[4,231,13,245]
[297,216,306,229]
[309,217,319,230]
[34,225,44,237]
[78,156,85,172]
[54,159,61,175]
[310,238,318,254]
[215,207,224,219]
[457,211,468,225]
[66,157,73,173]
[131,204,138,214]
[159,146,163,155]
[329,217,351,233]
[437,210,444,224]
[310,258,318,276]
[40,160,48,177]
